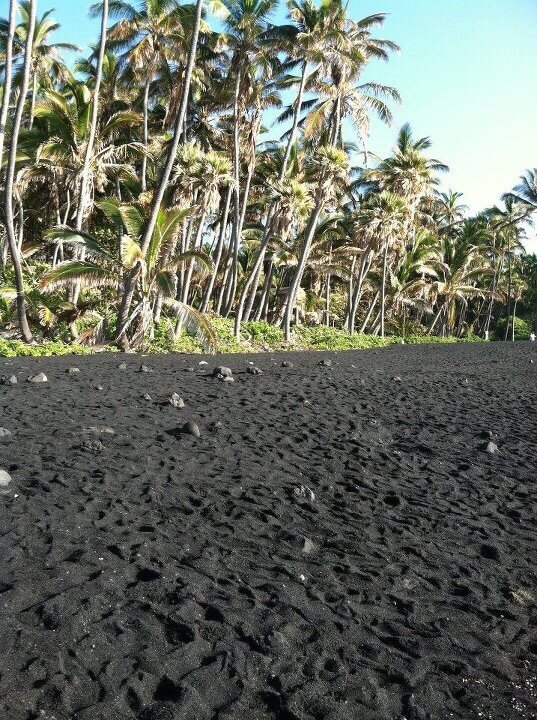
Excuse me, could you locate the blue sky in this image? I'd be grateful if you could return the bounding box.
[31,0,537,249]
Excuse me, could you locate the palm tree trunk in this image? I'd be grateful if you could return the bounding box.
[428,302,444,334]
[200,185,232,312]
[233,60,308,338]
[504,236,512,341]
[228,70,242,315]
[243,256,264,322]
[0,0,17,174]
[117,0,204,342]
[72,0,109,305]
[3,0,35,342]
[380,239,389,338]
[254,258,273,321]
[181,202,208,304]
[281,59,307,172]
[29,72,37,129]
[512,298,518,342]
[348,250,371,334]
[360,291,379,333]
[483,255,503,335]
[141,78,150,193]
[216,259,231,315]
[283,186,324,341]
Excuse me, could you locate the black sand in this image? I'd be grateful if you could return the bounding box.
[1,342,536,720]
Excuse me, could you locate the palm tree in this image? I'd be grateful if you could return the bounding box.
[42,199,215,350]
[24,79,141,231]
[107,0,187,192]
[507,169,537,211]
[357,191,407,337]
[220,0,281,316]
[428,225,491,336]
[3,0,35,342]
[118,0,206,345]
[487,197,531,340]
[436,190,468,234]
[0,0,17,172]
[283,143,348,340]
[1,2,79,129]
[75,0,109,234]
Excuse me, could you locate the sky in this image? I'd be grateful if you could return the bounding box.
[15,0,537,251]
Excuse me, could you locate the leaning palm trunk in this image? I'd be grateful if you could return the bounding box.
[116,0,204,343]
[141,78,150,192]
[283,186,325,341]
[428,302,445,334]
[0,0,17,171]
[504,236,512,341]
[200,186,232,313]
[234,61,308,338]
[380,239,389,338]
[255,259,274,321]
[360,291,379,333]
[29,72,37,129]
[223,159,254,316]
[181,201,208,304]
[227,71,242,317]
[72,0,109,305]
[483,254,503,335]
[3,0,36,342]
[242,256,265,322]
[348,249,371,334]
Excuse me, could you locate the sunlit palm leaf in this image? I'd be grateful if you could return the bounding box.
[44,228,114,259]
[163,298,217,353]
[40,261,118,292]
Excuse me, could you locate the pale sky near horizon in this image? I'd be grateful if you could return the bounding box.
[8,0,537,250]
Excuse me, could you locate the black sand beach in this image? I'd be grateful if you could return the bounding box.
[1,342,536,720]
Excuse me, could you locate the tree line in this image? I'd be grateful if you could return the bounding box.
[1,0,536,351]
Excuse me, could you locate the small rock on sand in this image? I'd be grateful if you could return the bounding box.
[143,393,152,401]
[117,362,127,370]
[0,428,12,439]
[81,439,105,453]
[246,366,263,375]
[169,393,185,408]
[181,421,201,438]
[213,366,233,378]
[282,360,294,368]
[302,538,316,554]
[294,485,315,502]
[485,441,499,454]
[67,367,80,374]
[27,372,48,383]
[319,359,332,367]
[199,361,208,365]
[2,375,18,385]
[138,364,152,373]
[87,426,116,435]
[0,470,12,487]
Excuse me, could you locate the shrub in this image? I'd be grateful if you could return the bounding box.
[243,320,284,345]
[0,339,107,357]
[492,316,531,341]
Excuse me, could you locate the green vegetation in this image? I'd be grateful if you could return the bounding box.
[0,318,486,357]
[1,1,536,355]
[492,317,531,342]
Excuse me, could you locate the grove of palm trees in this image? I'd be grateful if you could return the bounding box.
[1,0,536,353]
[2,5,537,720]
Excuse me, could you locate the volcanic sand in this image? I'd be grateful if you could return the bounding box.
[0,342,536,720]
